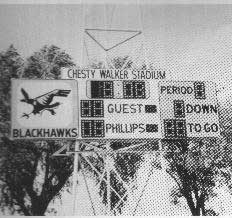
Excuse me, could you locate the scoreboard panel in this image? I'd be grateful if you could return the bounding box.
[61,68,220,140]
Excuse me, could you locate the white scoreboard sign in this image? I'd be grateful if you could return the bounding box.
[159,81,220,138]
[62,68,166,140]
[11,79,78,139]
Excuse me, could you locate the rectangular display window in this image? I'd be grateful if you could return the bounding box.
[123,81,146,99]
[81,120,105,138]
[81,100,104,117]
[194,82,206,99]
[164,119,187,138]
[91,81,114,98]
[174,100,185,118]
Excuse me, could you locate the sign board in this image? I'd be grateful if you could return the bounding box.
[62,68,166,140]
[159,81,220,138]
[11,79,78,139]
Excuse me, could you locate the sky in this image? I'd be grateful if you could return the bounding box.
[1,3,232,93]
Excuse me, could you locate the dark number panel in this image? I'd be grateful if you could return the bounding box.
[174,100,185,118]
[91,81,114,98]
[164,119,187,138]
[81,120,105,138]
[81,100,104,117]
[194,82,206,99]
[123,81,146,99]
[90,80,146,99]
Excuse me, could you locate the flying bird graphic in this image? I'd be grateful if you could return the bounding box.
[20,88,71,119]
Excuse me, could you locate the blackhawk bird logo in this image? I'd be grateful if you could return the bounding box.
[20,88,71,119]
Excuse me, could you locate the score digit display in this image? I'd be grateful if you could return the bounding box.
[123,81,146,99]
[87,80,149,99]
[81,100,104,117]
[90,81,114,98]
[81,120,105,138]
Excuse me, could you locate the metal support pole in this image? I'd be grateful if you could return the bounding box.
[138,0,148,68]
[80,1,85,68]
[106,142,111,215]
[73,140,80,215]
[159,140,165,171]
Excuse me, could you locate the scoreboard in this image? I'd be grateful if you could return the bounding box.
[62,68,164,140]
[10,70,221,140]
[159,81,220,138]
[61,68,220,140]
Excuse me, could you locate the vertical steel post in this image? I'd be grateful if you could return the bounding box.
[159,140,165,171]
[138,0,148,68]
[80,1,85,68]
[73,140,79,215]
[106,142,111,215]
